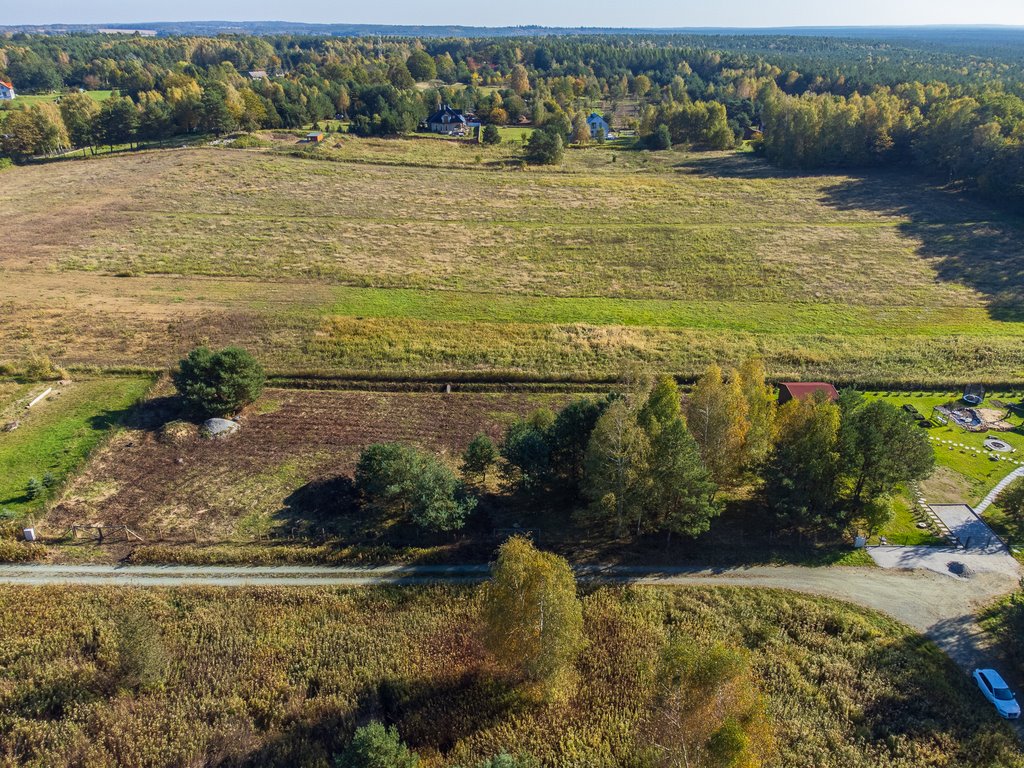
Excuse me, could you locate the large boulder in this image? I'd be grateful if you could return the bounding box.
[201,418,241,438]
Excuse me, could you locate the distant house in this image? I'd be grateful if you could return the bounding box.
[305,132,325,143]
[777,382,839,405]
[585,112,610,139]
[426,104,467,134]
[248,70,269,81]
[0,80,15,100]
[963,384,985,405]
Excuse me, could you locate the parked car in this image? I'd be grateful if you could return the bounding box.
[973,669,1021,719]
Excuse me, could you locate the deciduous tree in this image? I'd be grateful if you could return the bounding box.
[483,536,584,699]
[685,364,749,487]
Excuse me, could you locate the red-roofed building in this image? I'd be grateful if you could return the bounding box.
[777,382,839,405]
[0,80,15,100]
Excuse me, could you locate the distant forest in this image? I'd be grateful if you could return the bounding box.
[2,31,1024,207]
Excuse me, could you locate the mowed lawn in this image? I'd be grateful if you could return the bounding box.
[0,377,152,516]
[2,139,1024,381]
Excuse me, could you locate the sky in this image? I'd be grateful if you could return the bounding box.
[6,0,1024,28]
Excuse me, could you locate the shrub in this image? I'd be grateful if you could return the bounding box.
[25,477,44,501]
[335,722,419,768]
[355,443,476,532]
[172,346,265,418]
[228,133,271,148]
[647,124,672,150]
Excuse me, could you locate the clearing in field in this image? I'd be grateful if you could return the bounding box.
[2,138,1024,382]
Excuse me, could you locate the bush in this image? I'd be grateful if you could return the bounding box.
[647,124,672,150]
[355,443,476,532]
[25,477,44,501]
[228,133,271,148]
[335,722,418,768]
[172,346,265,418]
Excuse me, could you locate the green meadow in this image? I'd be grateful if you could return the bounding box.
[0,376,152,517]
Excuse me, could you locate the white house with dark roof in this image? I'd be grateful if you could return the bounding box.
[0,80,15,100]
[426,104,468,134]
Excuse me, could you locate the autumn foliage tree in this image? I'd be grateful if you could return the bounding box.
[685,364,750,488]
[483,536,585,701]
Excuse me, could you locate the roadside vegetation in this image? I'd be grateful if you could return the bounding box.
[0,549,1019,767]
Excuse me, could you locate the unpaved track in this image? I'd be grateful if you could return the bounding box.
[3,561,1021,738]
[0,562,1013,667]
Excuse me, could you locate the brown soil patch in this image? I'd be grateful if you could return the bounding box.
[47,388,572,542]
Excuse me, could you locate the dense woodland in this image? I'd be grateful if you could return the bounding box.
[1,31,1024,206]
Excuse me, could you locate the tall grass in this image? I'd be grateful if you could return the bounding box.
[0,584,1018,768]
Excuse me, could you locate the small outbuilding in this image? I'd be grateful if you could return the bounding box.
[963,384,985,406]
[305,131,325,143]
[777,382,839,405]
[248,70,269,81]
[0,80,15,100]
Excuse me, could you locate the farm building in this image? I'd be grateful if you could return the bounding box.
[0,80,15,100]
[586,112,610,138]
[426,104,468,134]
[305,132,325,143]
[248,70,269,80]
[963,383,985,405]
[777,382,839,405]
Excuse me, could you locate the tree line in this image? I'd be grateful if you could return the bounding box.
[355,360,934,544]
[5,31,1024,198]
[167,346,934,546]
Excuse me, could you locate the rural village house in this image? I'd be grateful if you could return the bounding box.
[426,104,468,134]
[586,112,610,138]
[0,80,15,100]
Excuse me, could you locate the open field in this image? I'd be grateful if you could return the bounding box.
[0,90,113,108]
[0,376,153,517]
[2,140,1024,382]
[0,583,1019,768]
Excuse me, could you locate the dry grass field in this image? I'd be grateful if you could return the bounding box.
[2,138,1023,382]
[1,583,1020,768]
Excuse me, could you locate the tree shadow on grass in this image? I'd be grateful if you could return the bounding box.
[856,627,1022,764]
[687,151,1024,321]
[228,670,521,767]
[86,395,184,433]
[273,475,361,536]
[821,174,1024,321]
